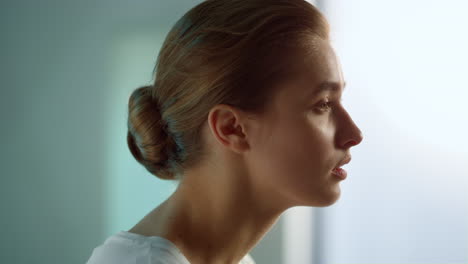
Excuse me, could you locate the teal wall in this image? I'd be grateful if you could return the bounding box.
[0,1,283,263]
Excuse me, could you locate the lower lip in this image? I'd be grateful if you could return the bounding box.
[331,167,347,180]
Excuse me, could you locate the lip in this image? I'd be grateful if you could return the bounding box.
[331,156,351,180]
[331,167,347,179]
[335,156,352,169]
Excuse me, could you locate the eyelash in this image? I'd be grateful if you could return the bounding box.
[317,100,333,111]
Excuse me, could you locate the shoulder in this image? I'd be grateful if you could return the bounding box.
[86,231,190,264]
[240,253,256,264]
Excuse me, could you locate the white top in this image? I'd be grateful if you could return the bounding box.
[86,231,256,264]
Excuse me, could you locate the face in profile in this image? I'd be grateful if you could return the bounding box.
[245,38,363,208]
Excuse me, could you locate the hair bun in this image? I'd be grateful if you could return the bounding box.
[127,85,176,180]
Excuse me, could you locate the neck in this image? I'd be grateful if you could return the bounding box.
[131,160,289,264]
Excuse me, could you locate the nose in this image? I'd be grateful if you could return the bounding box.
[345,128,363,149]
[337,109,364,149]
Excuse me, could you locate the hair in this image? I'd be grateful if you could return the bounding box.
[127,0,330,181]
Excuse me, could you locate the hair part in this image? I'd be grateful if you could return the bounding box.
[127,0,330,180]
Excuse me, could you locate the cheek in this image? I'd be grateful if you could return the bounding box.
[267,122,342,205]
[253,118,332,189]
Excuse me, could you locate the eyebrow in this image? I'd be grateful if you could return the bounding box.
[311,81,347,96]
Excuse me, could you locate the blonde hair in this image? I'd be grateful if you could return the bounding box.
[127,0,330,180]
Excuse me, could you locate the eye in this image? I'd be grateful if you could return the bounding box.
[317,100,333,111]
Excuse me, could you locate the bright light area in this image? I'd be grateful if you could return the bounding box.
[314,0,468,263]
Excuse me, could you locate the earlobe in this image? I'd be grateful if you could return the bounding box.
[207,105,250,155]
[230,124,250,153]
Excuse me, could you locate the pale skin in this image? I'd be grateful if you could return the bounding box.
[129,39,364,264]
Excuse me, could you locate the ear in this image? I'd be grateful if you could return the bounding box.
[206,104,251,154]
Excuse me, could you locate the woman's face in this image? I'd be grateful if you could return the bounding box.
[246,39,363,208]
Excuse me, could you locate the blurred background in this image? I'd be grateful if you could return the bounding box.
[1,0,467,263]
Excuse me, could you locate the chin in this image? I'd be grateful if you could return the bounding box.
[314,199,339,207]
[306,189,342,207]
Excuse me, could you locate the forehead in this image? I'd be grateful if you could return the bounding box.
[302,40,342,84]
[281,40,345,99]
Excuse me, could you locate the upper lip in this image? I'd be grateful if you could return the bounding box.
[336,155,352,168]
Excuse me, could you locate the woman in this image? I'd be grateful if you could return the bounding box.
[87,0,363,263]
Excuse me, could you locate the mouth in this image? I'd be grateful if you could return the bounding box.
[332,156,351,179]
[336,156,351,168]
[331,167,347,179]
